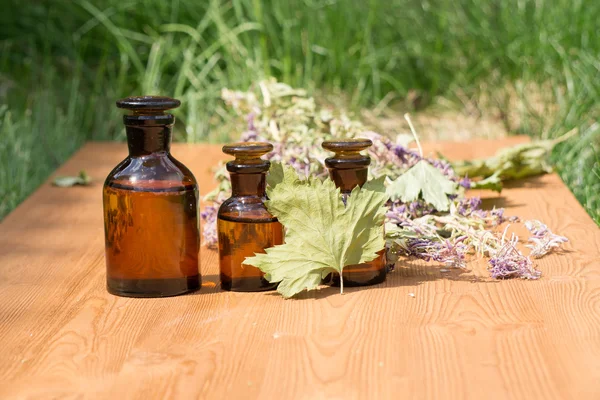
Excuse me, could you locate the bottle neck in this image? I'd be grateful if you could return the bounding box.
[230,172,267,197]
[124,115,173,157]
[126,125,172,156]
[325,155,370,194]
[328,167,368,194]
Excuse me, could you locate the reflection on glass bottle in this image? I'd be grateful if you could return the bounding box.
[322,138,387,287]
[103,96,201,297]
[217,142,283,292]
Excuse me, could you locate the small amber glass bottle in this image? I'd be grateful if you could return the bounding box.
[217,142,283,292]
[103,96,201,297]
[322,138,387,287]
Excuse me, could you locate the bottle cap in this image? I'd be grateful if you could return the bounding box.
[223,142,273,173]
[322,138,373,154]
[116,96,180,112]
[117,96,180,126]
[223,142,273,158]
[322,138,372,169]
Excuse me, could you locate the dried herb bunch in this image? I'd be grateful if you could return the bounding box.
[202,79,568,290]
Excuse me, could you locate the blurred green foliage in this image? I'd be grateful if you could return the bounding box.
[1,0,599,221]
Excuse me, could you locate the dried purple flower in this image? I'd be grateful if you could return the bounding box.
[246,111,257,131]
[385,202,407,225]
[452,197,510,226]
[201,204,220,249]
[488,236,541,279]
[459,176,471,189]
[436,237,468,269]
[392,144,421,166]
[455,197,482,217]
[240,130,260,142]
[524,220,568,258]
[429,158,456,180]
[404,237,467,269]
[386,199,435,225]
[490,208,505,225]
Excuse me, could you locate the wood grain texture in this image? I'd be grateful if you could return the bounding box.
[1,138,599,400]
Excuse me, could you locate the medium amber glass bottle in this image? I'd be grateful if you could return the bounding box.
[322,138,387,287]
[217,142,283,292]
[103,96,201,297]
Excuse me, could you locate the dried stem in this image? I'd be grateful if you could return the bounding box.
[404,113,423,158]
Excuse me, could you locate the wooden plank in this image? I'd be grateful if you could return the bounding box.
[1,139,599,400]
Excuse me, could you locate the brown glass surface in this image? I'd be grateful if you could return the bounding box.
[103,182,200,297]
[328,250,387,287]
[322,138,387,287]
[323,139,371,193]
[103,95,200,297]
[106,276,200,298]
[218,216,283,291]
[218,142,283,291]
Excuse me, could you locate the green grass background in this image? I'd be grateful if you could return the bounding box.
[1,0,599,222]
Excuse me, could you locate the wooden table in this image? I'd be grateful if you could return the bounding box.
[1,138,599,400]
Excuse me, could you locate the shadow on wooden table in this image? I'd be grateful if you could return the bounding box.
[265,259,494,301]
[480,196,525,210]
[185,274,222,295]
[502,176,550,189]
[476,175,550,209]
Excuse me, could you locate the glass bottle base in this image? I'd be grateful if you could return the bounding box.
[220,275,277,292]
[327,267,387,287]
[107,275,201,298]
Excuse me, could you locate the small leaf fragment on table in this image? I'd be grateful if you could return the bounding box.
[52,170,92,187]
[386,160,458,211]
[244,164,388,298]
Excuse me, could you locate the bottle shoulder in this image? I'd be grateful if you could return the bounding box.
[104,154,197,190]
[218,196,277,222]
[169,155,198,183]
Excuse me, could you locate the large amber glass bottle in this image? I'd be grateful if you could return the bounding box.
[322,138,387,287]
[217,142,283,292]
[103,96,201,297]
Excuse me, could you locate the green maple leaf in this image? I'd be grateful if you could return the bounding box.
[244,164,388,298]
[386,160,457,211]
[266,162,298,189]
